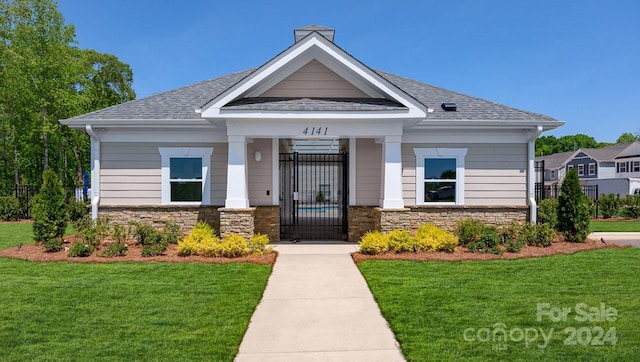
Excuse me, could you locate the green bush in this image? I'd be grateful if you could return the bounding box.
[100,241,128,257]
[32,170,68,244]
[537,198,558,228]
[162,221,183,244]
[0,195,21,221]
[110,223,130,244]
[248,233,271,254]
[413,224,458,252]
[74,216,110,248]
[456,219,483,247]
[520,222,555,247]
[67,197,89,222]
[131,222,168,256]
[557,169,591,242]
[621,194,640,219]
[141,242,168,257]
[387,229,413,253]
[68,242,94,257]
[501,222,525,253]
[467,226,502,255]
[359,231,389,255]
[598,194,621,219]
[43,239,64,252]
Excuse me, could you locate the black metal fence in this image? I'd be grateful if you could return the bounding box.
[14,184,88,219]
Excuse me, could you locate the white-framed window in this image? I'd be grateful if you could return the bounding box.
[159,147,213,205]
[588,163,596,175]
[567,164,574,170]
[618,162,628,173]
[414,148,467,205]
[633,161,640,172]
[578,164,584,176]
[550,170,556,180]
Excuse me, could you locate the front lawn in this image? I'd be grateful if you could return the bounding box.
[591,220,640,232]
[0,222,74,250]
[0,259,271,361]
[359,248,640,361]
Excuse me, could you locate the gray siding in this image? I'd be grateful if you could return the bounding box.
[402,143,527,206]
[260,59,368,98]
[355,138,382,205]
[101,142,227,206]
[247,139,273,205]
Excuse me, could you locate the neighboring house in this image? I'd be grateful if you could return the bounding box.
[536,142,640,197]
[61,25,563,242]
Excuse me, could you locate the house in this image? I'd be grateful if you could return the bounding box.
[536,142,640,197]
[60,25,563,242]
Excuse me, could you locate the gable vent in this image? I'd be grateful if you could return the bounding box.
[441,102,457,111]
[294,25,335,43]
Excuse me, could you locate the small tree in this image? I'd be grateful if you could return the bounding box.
[557,169,591,242]
[32,170,68,246]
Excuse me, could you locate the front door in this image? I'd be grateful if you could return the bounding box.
[279,152,348,241]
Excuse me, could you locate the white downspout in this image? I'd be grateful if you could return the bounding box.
[86,125,100,220]
[528,126,543,224]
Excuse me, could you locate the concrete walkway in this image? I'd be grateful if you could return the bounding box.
[235,243,405,362]
[589,232,640,248]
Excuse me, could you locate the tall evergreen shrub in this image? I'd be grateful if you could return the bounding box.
[32,170,68,244]
[557,169,591,242]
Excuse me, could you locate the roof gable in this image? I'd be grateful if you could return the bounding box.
[200,32,427,119]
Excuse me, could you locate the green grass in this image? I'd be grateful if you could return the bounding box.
[591,220,640,232]
[0,222,74,249]
[0,259,271,361]
[359,248,640,361]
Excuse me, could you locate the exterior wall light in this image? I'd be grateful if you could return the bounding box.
[254,150,262,162]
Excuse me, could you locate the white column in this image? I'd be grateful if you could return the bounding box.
[382,135,404,209]
[86,125,100,220]
[225,135,250,208]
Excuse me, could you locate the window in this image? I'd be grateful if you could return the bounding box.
[159,147,213,204]
[414,148,467,205]
[550,170,556,180]
[578,164,584,176]
[567,164,574,170]
[633,161,640,173]
[588,163,596,175]
[618,162,628,173]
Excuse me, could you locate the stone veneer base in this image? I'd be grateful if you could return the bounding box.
[99,205,221,233]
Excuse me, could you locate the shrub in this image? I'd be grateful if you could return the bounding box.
[501,222,525,253]
[177,221,220,256]
[100,241,128,257]
[537,198,558,228]
[110,223,130,244]
[141,242,168,257]
[557,169,591,242]
[248,233,271,254]
[44,239,64,252]
[132,222,162,245]
[68,242,94,257]
[456,219,483,247]
[67,197,89,222]
[413,224,458,252]
[359,231,389,255]
[468,226,502,255]
[621,194,640,219]
[217,234,249,258]
[74,216,110,248]
[520,222,555,247]
[598,194,621,219]
[387,229,413,253]
[0,195,21,221]
[32,170,68,243]
[162,221,183,244]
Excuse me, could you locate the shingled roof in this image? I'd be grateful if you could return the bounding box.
[63,67,562,124]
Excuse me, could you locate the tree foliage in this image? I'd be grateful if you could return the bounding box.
[31,168,67,243]
[0,0,135,193]
[616,132,640,144]
[557,169,591,242]
[536,132,639,157]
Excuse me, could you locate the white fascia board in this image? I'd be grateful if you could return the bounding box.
[217,109,425,119]
[414,119,564,131]
[403,128,536,144]
[90,128,227,143]
[60,118,216,129]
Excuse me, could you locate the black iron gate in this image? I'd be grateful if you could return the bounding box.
[279,152,348,241]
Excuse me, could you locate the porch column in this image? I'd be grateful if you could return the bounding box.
[225,135,250,208]
[382,135,404,209]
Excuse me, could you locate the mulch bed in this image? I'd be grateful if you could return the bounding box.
[0,235,277,265]
[352,238,627,263]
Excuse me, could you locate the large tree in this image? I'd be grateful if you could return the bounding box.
[616,132,640,144]
[0,0,135,189]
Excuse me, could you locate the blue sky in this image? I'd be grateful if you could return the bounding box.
[58,0,639,143]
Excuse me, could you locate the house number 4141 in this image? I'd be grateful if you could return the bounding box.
[302,127,328,136]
